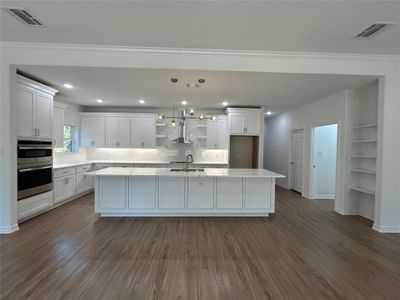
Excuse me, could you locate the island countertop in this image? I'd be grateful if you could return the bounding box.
[86,167,285,178]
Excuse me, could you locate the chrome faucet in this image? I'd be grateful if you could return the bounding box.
[185,153,193,170]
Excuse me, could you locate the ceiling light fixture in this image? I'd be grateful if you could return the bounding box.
[222,101,228,106]
[181,100,187,105]
[96,99,104,103]
[139,99,145,104]
[266,111,272,115]
[64,83,73,89]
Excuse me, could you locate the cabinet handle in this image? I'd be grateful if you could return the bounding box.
[37,129,40,136]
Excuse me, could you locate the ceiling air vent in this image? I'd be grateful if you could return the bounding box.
[3,7,43,26]
[355,22,396,39]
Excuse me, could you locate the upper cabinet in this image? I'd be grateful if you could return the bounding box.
[105,117,131,148]
[80,115,106,147]
[16,75,58,139]
[227,108,263,136]
[53,102,68,148]
[131,116,156,148]
[207,116,228,149]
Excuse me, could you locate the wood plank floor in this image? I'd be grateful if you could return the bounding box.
[1,187,400,300]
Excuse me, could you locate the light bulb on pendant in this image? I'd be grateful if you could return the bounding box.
[199,115,204,120]
[171,120,176,127]
[211,115,217,121]
[158,114,165,120]
[189,108,195,116]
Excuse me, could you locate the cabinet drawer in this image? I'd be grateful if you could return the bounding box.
[54,167,76,178]
[76,164,92,174]
[18,191,53,221]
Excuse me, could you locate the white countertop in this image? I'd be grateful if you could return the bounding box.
[53,160,228,169]
[86,167,285,178]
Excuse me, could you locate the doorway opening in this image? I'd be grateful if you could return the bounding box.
[290,128,304,194]
[311,123,338,200]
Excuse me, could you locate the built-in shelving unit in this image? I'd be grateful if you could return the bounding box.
[346,85,378,221]
[156,122,167,147]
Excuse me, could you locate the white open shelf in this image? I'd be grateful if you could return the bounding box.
[156,123,166,127]
[352,139,377,143]
[197,136,207,139]
[351,123,377,129]
[349,186,375,196]
[156,135,166,138]
[197,124,207,128]
[351,155,376,159]
[350,169,376,175]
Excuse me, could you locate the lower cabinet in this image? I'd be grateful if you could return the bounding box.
[129,176,157,209]
[76,173,93,195]
[244,178,272,209]
[216,177,243,209]
[54,174,76,204]
[158,177,185,209]
[187,177,214,209]
[97,176,127,209]
[18,191,53,221]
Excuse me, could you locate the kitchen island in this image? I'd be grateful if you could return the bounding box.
[86,167,284,217]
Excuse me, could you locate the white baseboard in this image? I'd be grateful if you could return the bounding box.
[372,224,400,233]
[276,182,289,189]
[313,194,335,200]
[335,208,359,215]
[359,210,374,221]
[0,224,19,234]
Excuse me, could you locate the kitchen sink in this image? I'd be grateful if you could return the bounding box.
[170,168,205,172]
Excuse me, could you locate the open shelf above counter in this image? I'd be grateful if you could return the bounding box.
[350,169,376,175]
[351,124,377,129]
[349,186,375,196]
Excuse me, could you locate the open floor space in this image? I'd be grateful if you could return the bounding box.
[2,187,400,300]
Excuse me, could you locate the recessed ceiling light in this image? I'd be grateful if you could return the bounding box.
[139,99,145,104]
[266,111,272,115]
[96,99,104,103]
[222,101,228,106]
[181,100,187,105]
[63,83,73,89]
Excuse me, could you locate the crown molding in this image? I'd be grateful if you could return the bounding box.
[1,42,399,62]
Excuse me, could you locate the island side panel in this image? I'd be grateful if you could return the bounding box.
[243,178,272,210]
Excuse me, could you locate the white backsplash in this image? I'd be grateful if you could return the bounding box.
[54,148,88,164]
[86,146,227,163]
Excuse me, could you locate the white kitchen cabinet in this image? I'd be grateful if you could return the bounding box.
[158,177,185,209]
[53,102,68,148]
[187,177,214,209]
[129,176,157,209]
[105,117,131,148]
[18,191,53,221]
[207,117,227,149]
[97,177,127,209]
[16,75,57,139]
[243,178,271,209]
[76,173,93,195]
[216,177,243,209]
[227,108,262,136]
[131,117,156,148]
[80,116,106,147]
[54,174,76,204]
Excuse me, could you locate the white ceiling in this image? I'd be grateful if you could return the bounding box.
[17,66,377,114]
[1,1,399,54]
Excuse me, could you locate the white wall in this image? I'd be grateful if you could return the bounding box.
[264,90,347,214]
[312,124,338,199]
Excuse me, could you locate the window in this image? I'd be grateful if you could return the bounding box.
[56,125,74,153]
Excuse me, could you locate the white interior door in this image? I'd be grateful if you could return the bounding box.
[291,129,303,193]
[312,124,338,199]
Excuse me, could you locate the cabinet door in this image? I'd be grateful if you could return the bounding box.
[34,91,53,138]
[216,178,243,209]
[65,175,76,199]
[98,177,127,209]
[142,118,156,148]
[117,118,131,147]
[80,117,105,147]
[244,178,271,209]
[54,177,67,204]
[188,177,214,209]
[206,120,217,149]
[76,173,92,195]
[16,84,35,138]
[53,107,64,148]
[158,177,185,209]
[245,112,261,135]
[130,118,143,148]
[129,176,157,209]
[105,117,118,147]
[229,113,245,134]
[216,118,227,149]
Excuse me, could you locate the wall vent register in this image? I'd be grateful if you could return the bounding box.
[3,7,43,26]
[355,23,396,39]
